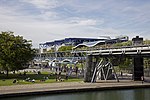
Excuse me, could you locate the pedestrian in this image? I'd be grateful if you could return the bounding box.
[32,79,35,83]
[13,79,17,83]
[55,72,58,81]
[141,76,144,84]
[120,71,123,76]
[23,71,26,76]
[75,66,78,77]
[65,73,68,80]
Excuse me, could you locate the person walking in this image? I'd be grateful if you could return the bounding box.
[75,66,78,77]
[141,76,144,84]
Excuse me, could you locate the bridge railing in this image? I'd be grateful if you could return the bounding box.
[71,44,150,56]
[35,45,150,60]
[72,45,150,52]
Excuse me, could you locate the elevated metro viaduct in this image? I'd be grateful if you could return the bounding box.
[83,45,150,82]
[35,45,150,82]
[35,36,149,82]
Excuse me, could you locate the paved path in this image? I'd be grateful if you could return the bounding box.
[0,80,150,97]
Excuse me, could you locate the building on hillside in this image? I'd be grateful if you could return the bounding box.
[39,38,107,53]
[132,36,143,46]
[39,36,129,53]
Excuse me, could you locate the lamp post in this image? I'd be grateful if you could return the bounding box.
[39,44,42,68]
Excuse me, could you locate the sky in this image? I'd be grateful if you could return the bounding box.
[0,0,150,48]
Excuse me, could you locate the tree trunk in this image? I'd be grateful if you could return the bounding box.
[6,69,9,77]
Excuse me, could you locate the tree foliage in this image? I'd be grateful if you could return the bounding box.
[0,31,35,75]
[58,46,73,51]
[113,39,150,47]
[47,48,55,52]
[113,41,132,47]
[118,58,132,69]
[143,39,150,45]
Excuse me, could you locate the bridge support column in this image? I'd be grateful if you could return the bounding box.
[133,56,144,81]
[84,55,98,82]
[100,58,112,80]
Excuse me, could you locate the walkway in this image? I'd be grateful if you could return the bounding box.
[0,80,150,98]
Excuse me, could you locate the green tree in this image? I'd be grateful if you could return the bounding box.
[0,31,35,76]
[113,41,132,47]
[47,48,55,52]
[144,39,150,45]
[58,46,73,51]
[118,58,132,69]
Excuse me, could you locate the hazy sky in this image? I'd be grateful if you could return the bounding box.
[0,0,150,47]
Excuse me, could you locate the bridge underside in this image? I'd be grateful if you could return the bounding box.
[134,56,143,81]
[84,54,150,82]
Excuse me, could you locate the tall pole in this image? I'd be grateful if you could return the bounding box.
[39,44,42,68]
[54,44,57,59]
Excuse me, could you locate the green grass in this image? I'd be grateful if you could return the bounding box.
[0,72,82,86]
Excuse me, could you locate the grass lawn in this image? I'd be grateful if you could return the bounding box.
[0,72,83,86]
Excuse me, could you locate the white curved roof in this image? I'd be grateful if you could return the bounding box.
[73,40,105,49]
[62,59,72,62]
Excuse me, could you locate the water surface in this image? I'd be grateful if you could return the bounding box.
[2,88,150,100]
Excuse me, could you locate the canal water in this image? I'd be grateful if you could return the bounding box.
[1,88,150,100]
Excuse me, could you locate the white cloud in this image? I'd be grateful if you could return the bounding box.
[76,19,97,26]
[64,0,112,13]
[21,0,61,9]
[122,7,140,13]
[70,18,97,26]
[0,0,150,47]
[37,11,58,20]
[68,17,105,27]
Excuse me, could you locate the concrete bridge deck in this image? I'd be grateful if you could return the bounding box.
[0,80,150,98]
